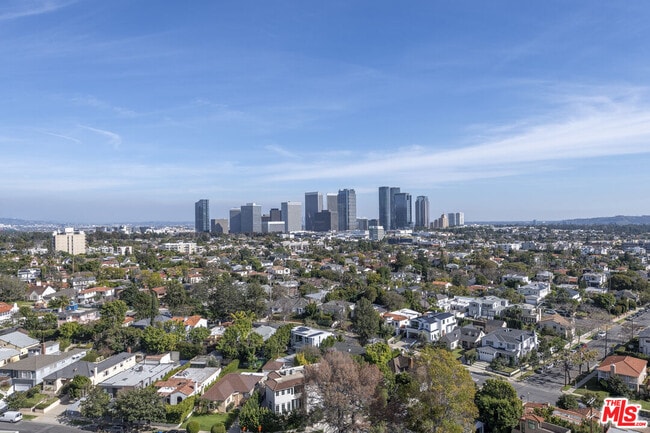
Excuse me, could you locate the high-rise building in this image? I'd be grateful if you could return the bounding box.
[240,203,262,234]
[326,193,338,212]
[357,218,369,231]
[304,192,322,231]
[211,219,228,234]
[378,186,391,231]
[229,208,242,234]
[389,187,401,230]
[194,199,210,233]
[369,225,385,241]
[448,213,457,227]
[415,196,430,229]
[394,192,412,229]
[455,212,465,226]
[52,228,86,255]
[267,208,281,221]
[282,201,302,233]
[337,189,357,231]
[313,210,338,232]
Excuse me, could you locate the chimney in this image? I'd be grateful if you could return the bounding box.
[611,363,616,376]
[41,343,46,355]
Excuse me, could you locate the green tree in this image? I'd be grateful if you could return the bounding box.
[400,348,478,433]
[556,394,579,410]
[188,326,210,344]
[353,297,381,345]
[186,421,200,433]
[217,312,263,363]
[211,424,226,433]
[58,321,81,340]
[163,280,191,316]
[99,300,128,330]
[48,295,71,310]
[80,386,111,420]
[364,342,394,375]
[475,379,523,433]
[0,275,27,301]
[113,387,166,425]
[67,375,92,399]
[142,325,178,353]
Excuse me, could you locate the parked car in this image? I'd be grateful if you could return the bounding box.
[0,411,22,423]
[596,330,606,339]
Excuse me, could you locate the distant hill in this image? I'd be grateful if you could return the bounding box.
[559,215,650,225]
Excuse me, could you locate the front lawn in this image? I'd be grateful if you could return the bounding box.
[182,412,231,431]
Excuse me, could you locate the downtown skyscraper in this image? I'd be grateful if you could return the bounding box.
[393,192,412,229]
[304,192,322,231]
[194,199,210,233]
[282,201,302,232]
[378,187,391,231]
[415,196,430,228]
[337,189,357,231]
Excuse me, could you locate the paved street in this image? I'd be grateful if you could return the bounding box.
[8,420,86,433]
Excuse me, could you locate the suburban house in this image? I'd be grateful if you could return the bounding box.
[459,325,485,349]
[0,303,18,324]
[468,296,510,319]
[0,348,87,391]
[264,367,305,415]
[70,275,97,291]
[511,413,570,433]
[76,286,115,305]
[477,328,538,364]
[290,326,334,349]
[200,373,263,412]
[154,366,221,405]
[517,282,551,305]
[582,272,607,288]
[0,348,20,367]
[516,304,541,324]
[171,315,209,332]
[98,353,178,397]
[0,331,40,358]
[382,309,421,335]
[537,315,575,339]
[26,286,57,303]
[42,352,137,394]
[405,312,457,343]
[596,355,648,392]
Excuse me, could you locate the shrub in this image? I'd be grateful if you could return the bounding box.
[211,423,226,433]
[186,420,200,433]
[165,396,196,423]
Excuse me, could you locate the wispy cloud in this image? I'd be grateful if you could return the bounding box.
[79,125,122,150]
[260,94,650,186]
[264,144,300,159]
[0,0,76,21]
[71,96,138,118]
[36,129,81,144]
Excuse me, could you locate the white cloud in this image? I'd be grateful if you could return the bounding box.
[260,96,650,185]
[79,125,122,150]
[0,0,76,21]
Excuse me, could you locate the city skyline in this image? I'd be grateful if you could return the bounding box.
[3,2,650,223]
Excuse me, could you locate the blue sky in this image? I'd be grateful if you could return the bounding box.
[3,1,650,223]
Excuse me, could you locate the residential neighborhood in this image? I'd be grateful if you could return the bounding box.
[1,221,650,433]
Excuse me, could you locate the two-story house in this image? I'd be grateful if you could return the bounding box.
[0,348,87,391]
[468,296,510,319]
[405,312,457,343]
[477,328,538,364]
[597,355,647,392]
[264,366,304,415]
[517,282,551,305]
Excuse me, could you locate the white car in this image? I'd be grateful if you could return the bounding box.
[596,330,606,339]
[0,411,22,423]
